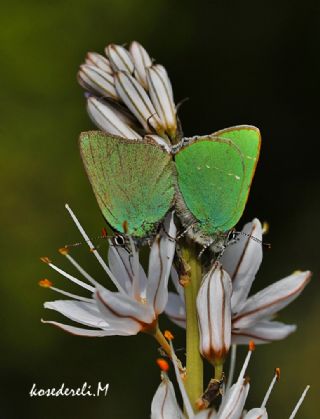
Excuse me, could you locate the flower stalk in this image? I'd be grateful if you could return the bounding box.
[180,243,203,409]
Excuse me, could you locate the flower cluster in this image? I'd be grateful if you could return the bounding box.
[39,41,312,418]
[78,41,178,145]
[151,340,310,419]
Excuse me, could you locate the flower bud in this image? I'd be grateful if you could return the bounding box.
[197,262,232,365]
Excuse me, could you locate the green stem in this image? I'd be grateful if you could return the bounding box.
[181,245,203,408]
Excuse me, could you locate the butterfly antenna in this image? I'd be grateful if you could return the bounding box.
[63,228,113,250]
[236,231,271,249]
[175,96,189,112]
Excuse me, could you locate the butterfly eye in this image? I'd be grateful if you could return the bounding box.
[113,235,125,246]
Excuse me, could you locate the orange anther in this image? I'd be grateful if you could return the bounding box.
[40,256,51,264]
[58,247,69,256]
[249,340,255,351]
[164,330,174,341]
[39,279,53,288]
[275,367,281,381]
[156,358,169,372]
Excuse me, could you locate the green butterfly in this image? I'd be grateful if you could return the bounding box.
[79,125,261,249]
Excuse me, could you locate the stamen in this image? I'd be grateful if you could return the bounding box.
[44,259,94,292]
[60,251,97,287]
[168,340,194,419]
[156,358,169,372]
[261,368,280,408]
[39,279,53,288]
[164,330,174,341]
[65,204,126,294]
[237,341,255,384]
[288,385,310,419]
[47,285,93,302]
[40,256,52,264]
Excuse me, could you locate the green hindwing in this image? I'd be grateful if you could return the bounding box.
[79,131,175,238]
[175,126,261,237]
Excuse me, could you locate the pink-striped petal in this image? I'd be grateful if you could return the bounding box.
[147,212,176,315]
[129,41,153,89]
[95,286,155,327]
[232,320,296,344]
[105,44,135,73]
[85,52,113,74]
[221,219,262,313]
[78,64,117,98]
[41,320,130,336]
[151,376,182,419]
[165,292,186,329]
[243,407,268,418]
[233,271,311,329]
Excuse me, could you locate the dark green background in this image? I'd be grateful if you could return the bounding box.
[1,1,319,418]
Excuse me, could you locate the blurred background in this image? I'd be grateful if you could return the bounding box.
[1,0,319,418]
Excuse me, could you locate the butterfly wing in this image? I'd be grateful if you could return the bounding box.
[212,125,261,228]
[175,127,260,235]
[80,131,175,238]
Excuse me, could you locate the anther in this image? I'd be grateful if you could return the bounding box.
[40,256,52,264]
[38,279,53,288]
[164,330,174,341]
[156,358,169,372]
[249,340,256,351]
[58,247,69,256]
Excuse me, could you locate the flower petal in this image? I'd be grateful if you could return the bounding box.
[146,212,176,314]
[85,52,113,74]
[44,300,109,329]
[129,41,152,89]
[41,320,130,336]
[147,65,177,137]
[151,376,183,419]
[233,271,311,329]
[105,44,135,73]
[232,320,296,344]
[144,134,171,153]
[218,381,250,419]
[108,242,148,298]
[220,219,262,313]
[95,287,155,328]
[243,407,268,418]
[197,262,232,364]
[78,64,118,99]
[165,292,186,329]
[114,71,163,133]
[194,409,217,418]
[87,97,142,139]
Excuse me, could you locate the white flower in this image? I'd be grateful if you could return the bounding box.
[165,219,311,344]
[78,41,178,143]
[40,205,176,337]
[151,342,310,419]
